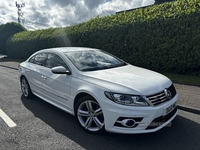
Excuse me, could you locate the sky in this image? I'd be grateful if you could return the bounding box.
[0,0,155,30]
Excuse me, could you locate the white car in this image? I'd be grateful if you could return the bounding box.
[19,47,178,134]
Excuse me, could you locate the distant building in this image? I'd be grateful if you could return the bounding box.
[116,0,175,14]
[116,5,153,14]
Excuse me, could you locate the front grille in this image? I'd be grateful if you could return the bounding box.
[168,84,177,97]
[146,84,177,106]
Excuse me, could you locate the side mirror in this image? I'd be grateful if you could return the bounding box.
[51,66,71,75]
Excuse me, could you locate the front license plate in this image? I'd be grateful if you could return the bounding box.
[165,102,176,115]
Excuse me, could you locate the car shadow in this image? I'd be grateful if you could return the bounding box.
[21,95,200,150]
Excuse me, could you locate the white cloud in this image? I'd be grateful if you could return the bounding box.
[0,0,154,30]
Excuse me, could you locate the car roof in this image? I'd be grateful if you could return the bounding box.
[39,47,100,53]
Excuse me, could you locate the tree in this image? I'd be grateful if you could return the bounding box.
[0,22,26,55]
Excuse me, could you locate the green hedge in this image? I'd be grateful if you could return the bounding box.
[0,22,26,55]
[6,0,200,73]
[6,27,74,59]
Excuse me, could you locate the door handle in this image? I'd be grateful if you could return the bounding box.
[41,75,47,80]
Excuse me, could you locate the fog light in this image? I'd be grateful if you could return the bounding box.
[114,117,143,128]
[121,119,136,127]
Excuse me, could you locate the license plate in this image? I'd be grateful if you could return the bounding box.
[165,102,176,115]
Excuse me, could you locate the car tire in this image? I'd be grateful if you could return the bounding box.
[21,77,33,98]
[75,96,105,133]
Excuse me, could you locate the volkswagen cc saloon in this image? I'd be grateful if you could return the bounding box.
[19,47,178,134]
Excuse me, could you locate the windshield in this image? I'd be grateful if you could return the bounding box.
[65,50,127,71]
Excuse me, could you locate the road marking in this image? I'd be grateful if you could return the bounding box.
[0,109,16,127]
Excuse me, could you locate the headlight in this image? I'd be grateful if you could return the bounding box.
[104,91,149,106]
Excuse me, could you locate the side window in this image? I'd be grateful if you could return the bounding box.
[28,56,35,63]
[34,53,47,66]
[45,53,69,69]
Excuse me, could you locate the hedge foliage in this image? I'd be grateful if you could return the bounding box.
[6,0,200,73]
[0,22,26,55]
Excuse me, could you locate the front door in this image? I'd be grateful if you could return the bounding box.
[41,53,72,112]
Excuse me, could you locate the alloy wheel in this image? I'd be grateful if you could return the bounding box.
[76,98,104,133]
[21,77,32,98]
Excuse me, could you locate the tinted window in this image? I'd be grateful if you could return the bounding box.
[29,56,35,63]
[65,50,126,71]
[45,53,68,69]
[34,53,47,66]
[28,53,47,66]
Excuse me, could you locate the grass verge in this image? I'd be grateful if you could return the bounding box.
[163,73,200,86]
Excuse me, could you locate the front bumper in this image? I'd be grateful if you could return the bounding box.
[102,94,178,134]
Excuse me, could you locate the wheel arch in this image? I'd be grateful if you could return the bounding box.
[73,92,105,133]
[73,92,96,114]
[20,75,26,82]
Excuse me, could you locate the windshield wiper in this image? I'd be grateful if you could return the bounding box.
[82,68,102,71]
[82,63,127,71]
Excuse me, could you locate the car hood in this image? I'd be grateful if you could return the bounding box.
[82,65,172,95]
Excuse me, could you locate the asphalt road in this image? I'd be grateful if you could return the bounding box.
[0,64,200,150]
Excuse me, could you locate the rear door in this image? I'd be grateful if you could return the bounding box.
[27,53,47,95]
